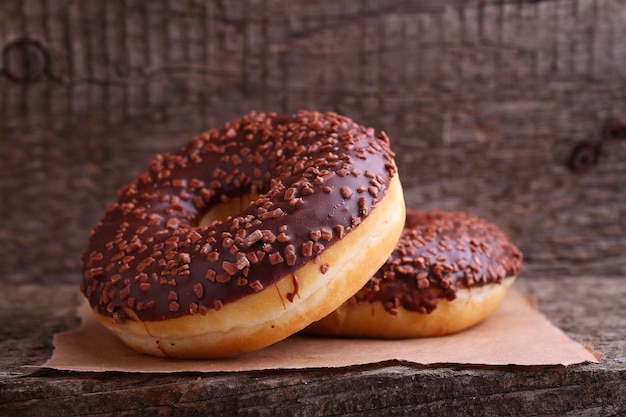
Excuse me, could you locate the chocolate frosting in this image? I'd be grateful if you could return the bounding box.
[81,111,397,321]
[352,210,523,314]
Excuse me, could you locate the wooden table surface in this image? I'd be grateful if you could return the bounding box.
[1,276,624,416]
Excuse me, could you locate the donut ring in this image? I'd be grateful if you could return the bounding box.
[306,210,523,338]
[81,110,405,358]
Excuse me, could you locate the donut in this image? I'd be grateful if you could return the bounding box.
[80,110,406,358]
[306,210,523,338]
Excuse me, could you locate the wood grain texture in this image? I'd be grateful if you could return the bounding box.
[1,0,626,284]
[0,277,624,416]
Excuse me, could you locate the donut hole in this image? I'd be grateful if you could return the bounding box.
[198,192,261,226]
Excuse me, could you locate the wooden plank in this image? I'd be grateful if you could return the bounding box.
[0,1,625,285]
[0,277,624,416]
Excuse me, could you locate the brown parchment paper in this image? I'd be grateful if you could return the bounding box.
[43,290,599,372]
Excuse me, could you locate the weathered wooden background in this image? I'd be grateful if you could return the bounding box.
[1,0,626,285]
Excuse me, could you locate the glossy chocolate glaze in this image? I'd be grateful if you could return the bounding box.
[352,210,523,314]
[81,111,397,321]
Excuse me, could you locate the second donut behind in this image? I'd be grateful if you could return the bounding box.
[306,210,523,338]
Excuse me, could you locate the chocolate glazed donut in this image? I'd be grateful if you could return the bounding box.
[81,110,406,358]
[306,210,523,338]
